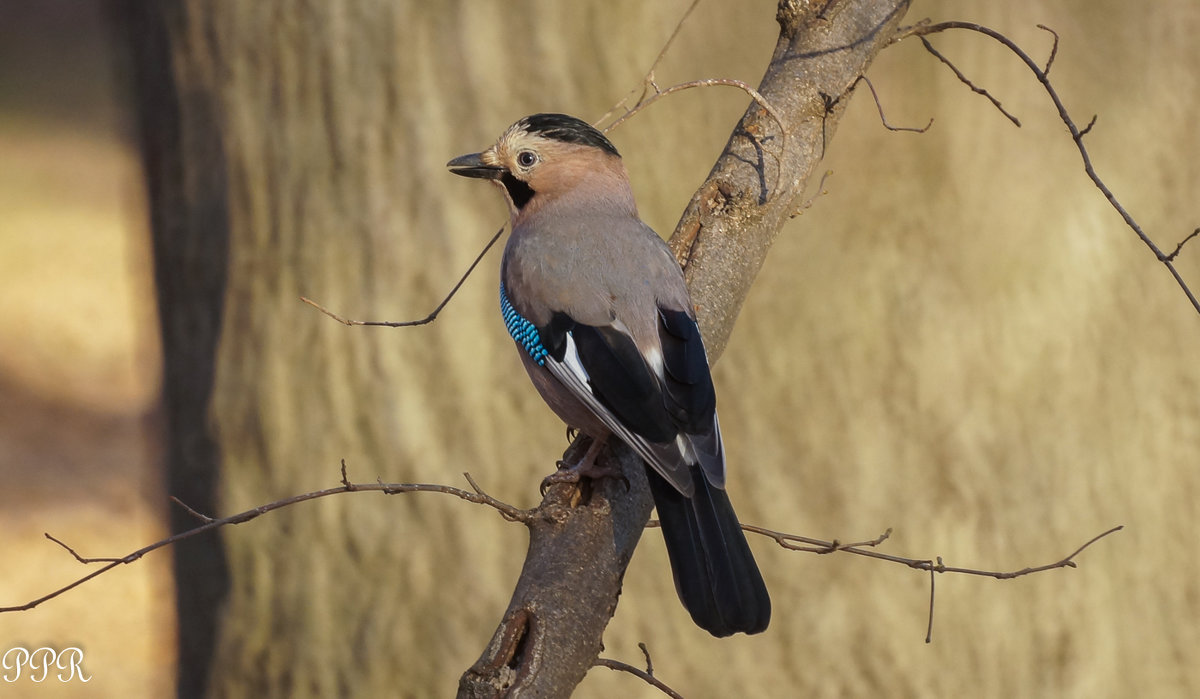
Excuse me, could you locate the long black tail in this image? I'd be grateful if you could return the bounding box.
[646,465,771,636]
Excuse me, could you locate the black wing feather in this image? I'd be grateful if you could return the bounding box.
[657,308,716,432]
[540,311,577,362]
[566,323,677,444]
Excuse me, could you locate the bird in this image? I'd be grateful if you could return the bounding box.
[447,113,770,637]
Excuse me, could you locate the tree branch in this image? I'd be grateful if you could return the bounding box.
[593,643,685,699]
[10,463,1117,676]
[0,462,526,614]
[741,522,1123,642]
[899,20,1200,315]
[669,0,913,360]
[300,225,506,327]
[7,447,1120,699]
[854,74,933,133]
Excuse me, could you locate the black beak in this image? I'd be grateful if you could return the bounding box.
[447,152,505,180]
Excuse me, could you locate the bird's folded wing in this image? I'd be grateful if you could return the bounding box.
[541,307,726,496]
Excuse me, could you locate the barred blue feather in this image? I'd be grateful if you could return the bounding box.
[500,283,548,365]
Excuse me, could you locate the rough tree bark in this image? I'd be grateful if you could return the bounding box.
[458,1,911,696]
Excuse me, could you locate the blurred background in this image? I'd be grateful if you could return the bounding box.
[0,0,171,697]
[1,0,1197,697]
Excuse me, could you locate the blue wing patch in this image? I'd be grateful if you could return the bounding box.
[500,283,549,366]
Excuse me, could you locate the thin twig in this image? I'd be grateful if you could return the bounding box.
[900,21,1200,315]
[301,225,505,327]
[1168,228,1200,262]
[925,561,937,643]
[856,74,933,132]
[1,467,529,614]
[791,169,834,218]
[742,522,1121,642]
[605,78,787,143]
[593,1,786,151]
[44,534,124,564]
[588,0,792,212]
[594,644,685,699]
[169,495,214,523]
[1078,114,1098,137]
[593,0,702,129]
[835,527,893,550]
[601,76,790,203]
[669,515,1117,639]
[743,523,1120,579]
[917,36,1020,126]
[638,642,654,676]
[1037,24,1059,75]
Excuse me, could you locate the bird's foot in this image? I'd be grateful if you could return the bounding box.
[539,435,624,495]
[539,458,623,493]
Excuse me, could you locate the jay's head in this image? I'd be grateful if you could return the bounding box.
[448,113,635,220]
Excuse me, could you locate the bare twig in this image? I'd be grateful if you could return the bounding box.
[831,527,894,551]
[44,534,124,564]
[743,522,1120,579]
[638,642,654,676]
[1078,113,1098,137]
[925,562,937,643]
[855,74,933,133]
[169,495,214,523]
[603,78,787,143]
[660,514,1118,641]
[743,521,1122,641]
[1,464,528,614]
[594,643,684,699]
[593,0,787,163]
[593,0,701,129]
[301,225,505,327]
[597,65,791,215]
[791,169,834,218]
[1168,227,1200,262]
[917,36,1021,126]
[1037,24,1060,75]
[899,21,1200,315]
[14,459,1121,649]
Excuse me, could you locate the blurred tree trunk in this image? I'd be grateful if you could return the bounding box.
[117,4,230,696]
[116,0,906,696]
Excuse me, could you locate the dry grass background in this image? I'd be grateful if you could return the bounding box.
[1,0,1198,697]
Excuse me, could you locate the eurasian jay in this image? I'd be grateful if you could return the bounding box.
[447,113,770,636]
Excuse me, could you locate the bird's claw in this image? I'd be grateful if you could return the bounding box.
[539,456,625,496]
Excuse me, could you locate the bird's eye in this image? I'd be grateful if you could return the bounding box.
[516,150,538,168]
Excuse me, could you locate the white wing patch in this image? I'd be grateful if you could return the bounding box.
[643,345,664,379]
[561,333,592,388]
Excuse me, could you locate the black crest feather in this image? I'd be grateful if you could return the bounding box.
[518,113,620,157]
